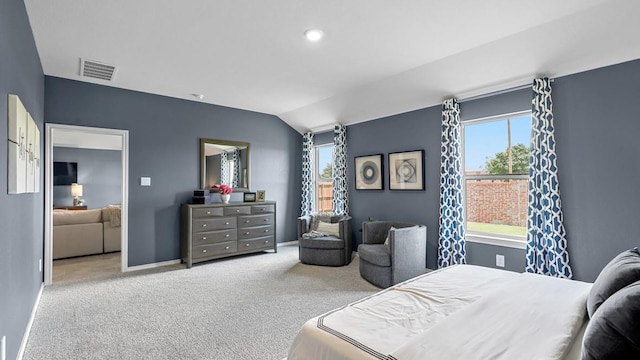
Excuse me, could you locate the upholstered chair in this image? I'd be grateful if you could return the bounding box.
[297,214,353,266]
[358,221,427,288]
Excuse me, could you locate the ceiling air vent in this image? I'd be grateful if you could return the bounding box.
[80,58,117,81]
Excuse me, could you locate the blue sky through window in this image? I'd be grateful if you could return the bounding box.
[464,114,530,172]
[317,145,333,179]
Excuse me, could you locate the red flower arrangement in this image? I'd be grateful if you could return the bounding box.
[212,184,233,195]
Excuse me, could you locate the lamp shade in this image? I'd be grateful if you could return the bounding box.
[71,183,83,197]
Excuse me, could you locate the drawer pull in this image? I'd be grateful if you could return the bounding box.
[236,209,240,213]
[202,249,207,253]
[263,219,268,222]
[225,246,230,250]
[202,224,207,227]
[264,229,269,233]
[225,222,230,225]
[225,234,230,237]
[202,236,207,240]
[245,232,250,235]
[261,208,265,211]
[245,243,250,247]
[264,240,269,244]
[245,220,250,223]
[206,211,211,215]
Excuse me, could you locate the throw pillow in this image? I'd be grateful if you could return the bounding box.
[582,280,640,359]
[315,221,340,237]
[309,215,321,231]
[587,247,640,318]
[384,227,396,246]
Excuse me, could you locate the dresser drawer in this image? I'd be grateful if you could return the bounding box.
[238,236,275,251]
[238,214,274,227]
[223,206,251,216]
[192,229,237,245]
[192,217,236,233]
[193,241,237,259]
[251,204,275,214]
[238,225,274,240]
[192,207,224,218]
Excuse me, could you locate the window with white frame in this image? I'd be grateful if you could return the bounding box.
[462,111,531,247]
[314,144,334,213]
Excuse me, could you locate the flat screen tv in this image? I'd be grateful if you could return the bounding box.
[53,162,78,185]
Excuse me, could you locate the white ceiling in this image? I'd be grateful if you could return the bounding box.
[25,0,640,134]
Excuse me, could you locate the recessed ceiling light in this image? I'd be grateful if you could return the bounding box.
[304,29,324,42]
[192,94,204,100]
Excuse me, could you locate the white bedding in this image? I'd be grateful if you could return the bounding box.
[288,265,591,360]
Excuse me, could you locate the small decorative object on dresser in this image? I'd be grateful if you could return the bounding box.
[256,190,266,202]
[211,184,233,204]
[180,201,277,268]
[243,192,256,202]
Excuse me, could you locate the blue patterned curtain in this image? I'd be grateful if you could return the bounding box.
[332,125,349,215]
[526,78,573,278]
[232,149,240,188]
[438,98,466,268]
[220,152,229,186]
[301,132,314,216]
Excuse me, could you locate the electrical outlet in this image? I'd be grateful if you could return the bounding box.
[496,254,505,268]
[39,258,42,272]
[1,335,6,360]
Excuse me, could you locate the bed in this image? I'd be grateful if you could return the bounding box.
[288,265,591,360]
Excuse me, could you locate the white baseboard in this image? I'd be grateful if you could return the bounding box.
[18,283,44,360]
[125,259,181,272]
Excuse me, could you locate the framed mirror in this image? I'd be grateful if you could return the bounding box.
[200,138,250,192]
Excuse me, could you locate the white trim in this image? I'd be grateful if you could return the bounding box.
[466,233,527,250]
[461,110,531,125]
[17,284,43,360]
[126,259,181,272]
[44,124,130,285]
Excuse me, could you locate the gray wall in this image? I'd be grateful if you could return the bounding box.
[0,0,45,359]
[347,59,640,282]
[53,147,122,209]
[45,76,303,267]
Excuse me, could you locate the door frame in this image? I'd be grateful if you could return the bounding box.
[44,123,130,285]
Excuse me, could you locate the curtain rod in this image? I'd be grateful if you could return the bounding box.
[458,78,554,103]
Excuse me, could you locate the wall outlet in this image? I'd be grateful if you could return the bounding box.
[1,335,6,360]
[39,258,42,272]
[496,254,505,268]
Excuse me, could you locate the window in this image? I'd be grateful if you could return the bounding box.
[314,144,334,213]
[462,111,531,248]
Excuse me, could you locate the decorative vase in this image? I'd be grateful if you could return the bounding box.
[220,194,231,204]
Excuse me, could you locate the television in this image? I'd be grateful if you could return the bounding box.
[53,162,78,185]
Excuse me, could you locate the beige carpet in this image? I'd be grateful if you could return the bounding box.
[24,242,379,360]
[53,252,122,284]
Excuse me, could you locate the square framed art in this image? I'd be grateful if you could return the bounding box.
[388,150,425,190]
[354,154,384,190]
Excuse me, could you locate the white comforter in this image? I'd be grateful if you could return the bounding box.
[288,265,591,360]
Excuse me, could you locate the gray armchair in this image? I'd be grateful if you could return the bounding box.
[297,214,353,266]
[358,221,427,288]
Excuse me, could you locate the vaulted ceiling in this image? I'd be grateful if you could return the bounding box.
[25,0,640,133]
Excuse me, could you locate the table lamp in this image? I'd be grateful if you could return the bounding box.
[71,183,83,206]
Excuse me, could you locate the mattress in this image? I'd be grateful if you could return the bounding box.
[288,265,591,360]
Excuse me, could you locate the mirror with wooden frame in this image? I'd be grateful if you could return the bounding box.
[200,138,250,192]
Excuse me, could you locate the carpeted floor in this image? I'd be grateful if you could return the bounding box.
[24,242,379,360]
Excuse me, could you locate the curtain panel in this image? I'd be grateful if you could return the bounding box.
[525,78,573,278]
[438,98,467,268]
[232,149,240,188]
[332,125,349,215]
[301,132,314,216]
[220,152,229,186]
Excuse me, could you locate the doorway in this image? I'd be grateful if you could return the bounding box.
[44,124,129,285]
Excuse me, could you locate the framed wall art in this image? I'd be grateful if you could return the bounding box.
[388,150,425,190]
[354,154,383,190]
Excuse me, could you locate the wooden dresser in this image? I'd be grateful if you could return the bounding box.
[180,201,276,268]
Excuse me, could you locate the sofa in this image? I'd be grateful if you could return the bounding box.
[53,206,121,259]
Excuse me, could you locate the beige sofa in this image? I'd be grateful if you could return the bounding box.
[53,206,121,259]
